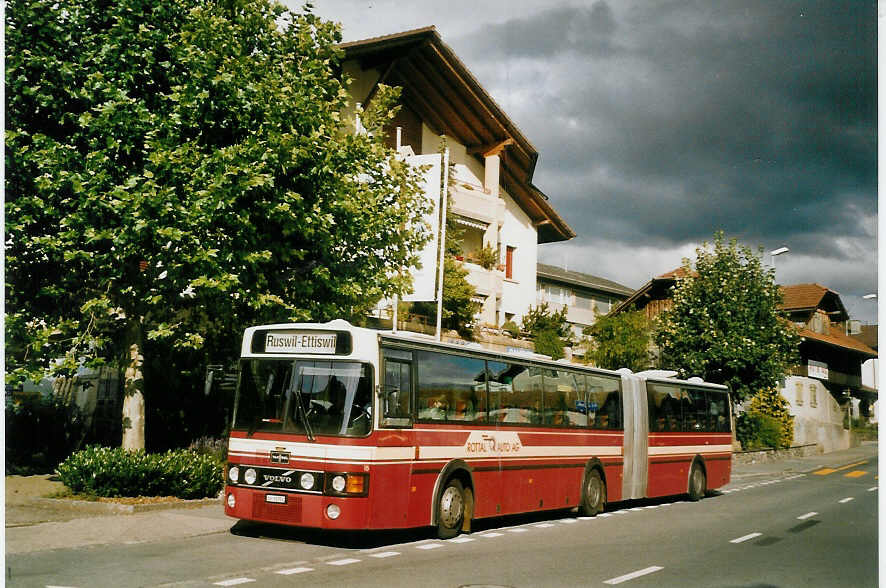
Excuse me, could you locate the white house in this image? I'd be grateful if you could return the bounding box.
[340,27,574,328]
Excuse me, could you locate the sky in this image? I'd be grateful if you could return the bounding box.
[300,1,878,325]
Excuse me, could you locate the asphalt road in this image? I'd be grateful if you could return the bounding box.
[7,458,878,587]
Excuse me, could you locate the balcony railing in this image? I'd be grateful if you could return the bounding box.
[450,184,505,226]
[790,365,861,390]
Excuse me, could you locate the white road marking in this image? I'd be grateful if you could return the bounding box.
[276,567,314,575]
[369,552,400,558]
[797,512,818,520]
[838,497,855,504]
[603,566,664,585]
[213,579,255,586]
[417,543,443,550]
[599,513,613,517]
[479,532,504,538]
[508,528,529,533]
[868,487,878,492]
[450,536,475,543]
[730,532,763,544]
[534,523,555,528]
[560,518,579,523]
[327,558,361,565]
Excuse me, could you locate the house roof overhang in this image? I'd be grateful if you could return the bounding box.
[339,27,575,244]
[798,327,878,359]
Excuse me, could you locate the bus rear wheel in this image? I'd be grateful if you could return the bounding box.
[580,469,605,516]
[688,463,706,501]
[436,479,465,539]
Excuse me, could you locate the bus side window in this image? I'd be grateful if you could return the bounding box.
[382,353,412,421]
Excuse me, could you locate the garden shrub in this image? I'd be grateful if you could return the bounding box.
[57,446,223,499]
[746,386,794,448]
[736,412,784,450]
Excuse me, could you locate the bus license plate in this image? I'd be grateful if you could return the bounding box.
[265,494,287,504]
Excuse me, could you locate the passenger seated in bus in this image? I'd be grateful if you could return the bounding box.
[452,398,474,421]
[427,396,448,420]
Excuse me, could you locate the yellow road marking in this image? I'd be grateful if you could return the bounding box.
[845,470,869,478]
[813,461,869,476]
[834,460,868,472]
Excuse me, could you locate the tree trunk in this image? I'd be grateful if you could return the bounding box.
[122,322,146,450]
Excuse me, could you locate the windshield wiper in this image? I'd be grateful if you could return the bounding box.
[288,372,315,442]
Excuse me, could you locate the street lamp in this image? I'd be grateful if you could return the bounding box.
[769,247,789,282]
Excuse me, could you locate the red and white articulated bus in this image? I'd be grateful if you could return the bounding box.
[224,320,732,538]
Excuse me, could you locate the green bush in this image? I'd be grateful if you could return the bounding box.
[57,446,223,499]
[736,412,783,450]
[502,320,521,338]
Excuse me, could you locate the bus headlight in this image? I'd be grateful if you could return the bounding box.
[244,468,257,485]
[300,472,316,490]
[228,466,240,483]
[326,504,342,520]
[227,493,236,508]
[325,473,368,496]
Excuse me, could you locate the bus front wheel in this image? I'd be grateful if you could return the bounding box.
[580,469,605,516]
[436,478,465,539]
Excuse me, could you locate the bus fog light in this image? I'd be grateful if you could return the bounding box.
[227,493,236,508]
[300,473,316,490]
[244,468,257,485]
[326,504,342,520]
[228,466,239,483]
[331,475,346,493]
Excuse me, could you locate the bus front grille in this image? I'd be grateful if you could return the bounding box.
[252,493,303,523]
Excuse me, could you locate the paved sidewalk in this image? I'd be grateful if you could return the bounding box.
[5,442,878,554]
[729,441,878,481]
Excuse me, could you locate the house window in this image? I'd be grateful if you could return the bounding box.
[795,382,804,406]
[505,246,515,279]
[810,384,817,408]
[575,293,593,310]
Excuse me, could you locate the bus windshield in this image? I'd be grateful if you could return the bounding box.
[233,359,373,437]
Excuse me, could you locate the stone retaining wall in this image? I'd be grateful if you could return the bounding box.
[732,443,820,465]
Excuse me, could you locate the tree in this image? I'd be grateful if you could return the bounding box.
[522,303,571,360]
[6,0,430,449]
[654,233,799,406]
[584,310,651,371]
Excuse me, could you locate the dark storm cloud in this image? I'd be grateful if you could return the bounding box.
[454,1,876,259]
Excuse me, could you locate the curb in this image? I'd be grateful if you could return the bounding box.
[28,496,222,514]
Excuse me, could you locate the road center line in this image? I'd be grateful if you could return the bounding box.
[276,567,314,575]
[730,532,763,544]
[603,566,664,585]
[868,486,878,492]
[838,497,855,504]
[797,512,818,520]
[369,552,400,558]
[213,579,255,586]
[327,558,362,565]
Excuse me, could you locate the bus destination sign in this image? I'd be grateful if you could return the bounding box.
[264,331,337,354]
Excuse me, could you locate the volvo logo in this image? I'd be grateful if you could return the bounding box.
[270,450,290,464]
[263,474,293,483]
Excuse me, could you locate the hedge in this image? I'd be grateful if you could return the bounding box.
[57,446,223,499]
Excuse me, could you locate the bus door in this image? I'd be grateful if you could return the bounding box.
[620,373,649,500]
[376,347,415,527]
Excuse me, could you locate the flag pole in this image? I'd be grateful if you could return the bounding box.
[435,144,450,342]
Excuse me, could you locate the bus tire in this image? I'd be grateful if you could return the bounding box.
[580,469,606,517]
[436,478,465,539]
[688,462,706,501]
